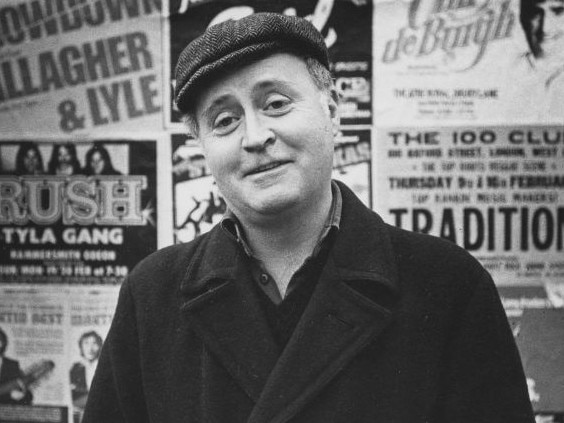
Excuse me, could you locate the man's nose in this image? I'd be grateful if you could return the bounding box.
[242,112,275,151]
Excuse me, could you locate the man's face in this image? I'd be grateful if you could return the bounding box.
[194,53,338,220]
[528,0,564,60]
[80,336,101,362]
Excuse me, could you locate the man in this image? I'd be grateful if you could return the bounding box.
[0,327,33,405]
[70,331,103,420]
[520,0,564,67]
[512,0,564,120]
[83,13,534,423]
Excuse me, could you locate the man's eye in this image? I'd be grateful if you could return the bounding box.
[551,6,564,15]
[212,113,238,132]
[265,96,291,112]
[216,116,235,127]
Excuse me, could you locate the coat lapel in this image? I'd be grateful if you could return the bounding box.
[248,182,401,423]
[179,227,279,402]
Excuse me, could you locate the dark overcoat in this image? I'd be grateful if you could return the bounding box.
[83,182,534,423]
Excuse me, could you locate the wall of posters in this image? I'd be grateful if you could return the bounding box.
[0,0,561,420]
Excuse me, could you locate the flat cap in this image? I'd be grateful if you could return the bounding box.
[174,12,329,113]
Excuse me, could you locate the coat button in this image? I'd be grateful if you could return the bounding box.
[260,273,269,285]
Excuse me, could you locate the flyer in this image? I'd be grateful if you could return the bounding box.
[373,125,564,285]
[67,286,118,423]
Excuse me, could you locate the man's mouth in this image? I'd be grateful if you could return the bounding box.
[245,161,290,176]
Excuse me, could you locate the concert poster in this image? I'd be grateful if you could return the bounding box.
[372,125,564,287]
[0,140,157,285]
[0,285,70,423]
[372,0,564,125]
[0,0,163,136]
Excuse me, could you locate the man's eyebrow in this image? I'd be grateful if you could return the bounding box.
[253,79,296,93]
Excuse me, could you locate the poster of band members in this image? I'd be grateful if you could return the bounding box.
[373,0,564,125]
[0,140,157,284]
[172,130,372,242]
[0,286,70,423]
[0,0,162,135]
[166,0,372,127]
[372,126,564,287]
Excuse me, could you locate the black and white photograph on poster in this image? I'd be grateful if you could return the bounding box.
[333,129,372,207]
[0,286,70,423]
[0,0,163,135]
[372,0,564,125]
[172,134,226,243]
[0,140,157,284]
[167,0,372,127]
[68,286,118,423]
[372,126,564,286]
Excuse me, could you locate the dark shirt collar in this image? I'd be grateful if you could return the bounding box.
[220,180,342,257]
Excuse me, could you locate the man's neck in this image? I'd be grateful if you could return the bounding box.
[234,185,333,294]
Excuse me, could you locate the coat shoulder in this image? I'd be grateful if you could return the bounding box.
[384,221,491,293]
[125,229,212,295]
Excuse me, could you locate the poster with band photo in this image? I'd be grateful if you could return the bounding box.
[372,0,564,125]
[166,0,373,128]
[0,140,157,285]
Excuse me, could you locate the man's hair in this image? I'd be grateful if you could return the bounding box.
[182,53,335,138]
[0,327,7,355]
[15,142,45,175]
[519,0,564,58]
[78,330,103,356]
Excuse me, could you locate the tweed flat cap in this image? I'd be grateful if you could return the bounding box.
[174,12,329,113]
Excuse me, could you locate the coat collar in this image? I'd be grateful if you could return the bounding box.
[179,181,399,421]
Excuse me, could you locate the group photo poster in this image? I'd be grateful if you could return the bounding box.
[165,0,373,129]
[0,140,158,285]
[373,0,564,125]
[0,0,163,136]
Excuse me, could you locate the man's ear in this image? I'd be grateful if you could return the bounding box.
[327,88,340,135]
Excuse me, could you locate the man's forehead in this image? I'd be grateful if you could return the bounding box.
[196,53,309,110]
[174,12,329,114]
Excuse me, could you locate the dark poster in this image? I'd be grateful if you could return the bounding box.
[0,140,157,284]
[168,0,372,127]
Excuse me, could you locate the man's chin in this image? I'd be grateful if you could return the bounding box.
[244,190,304,218]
